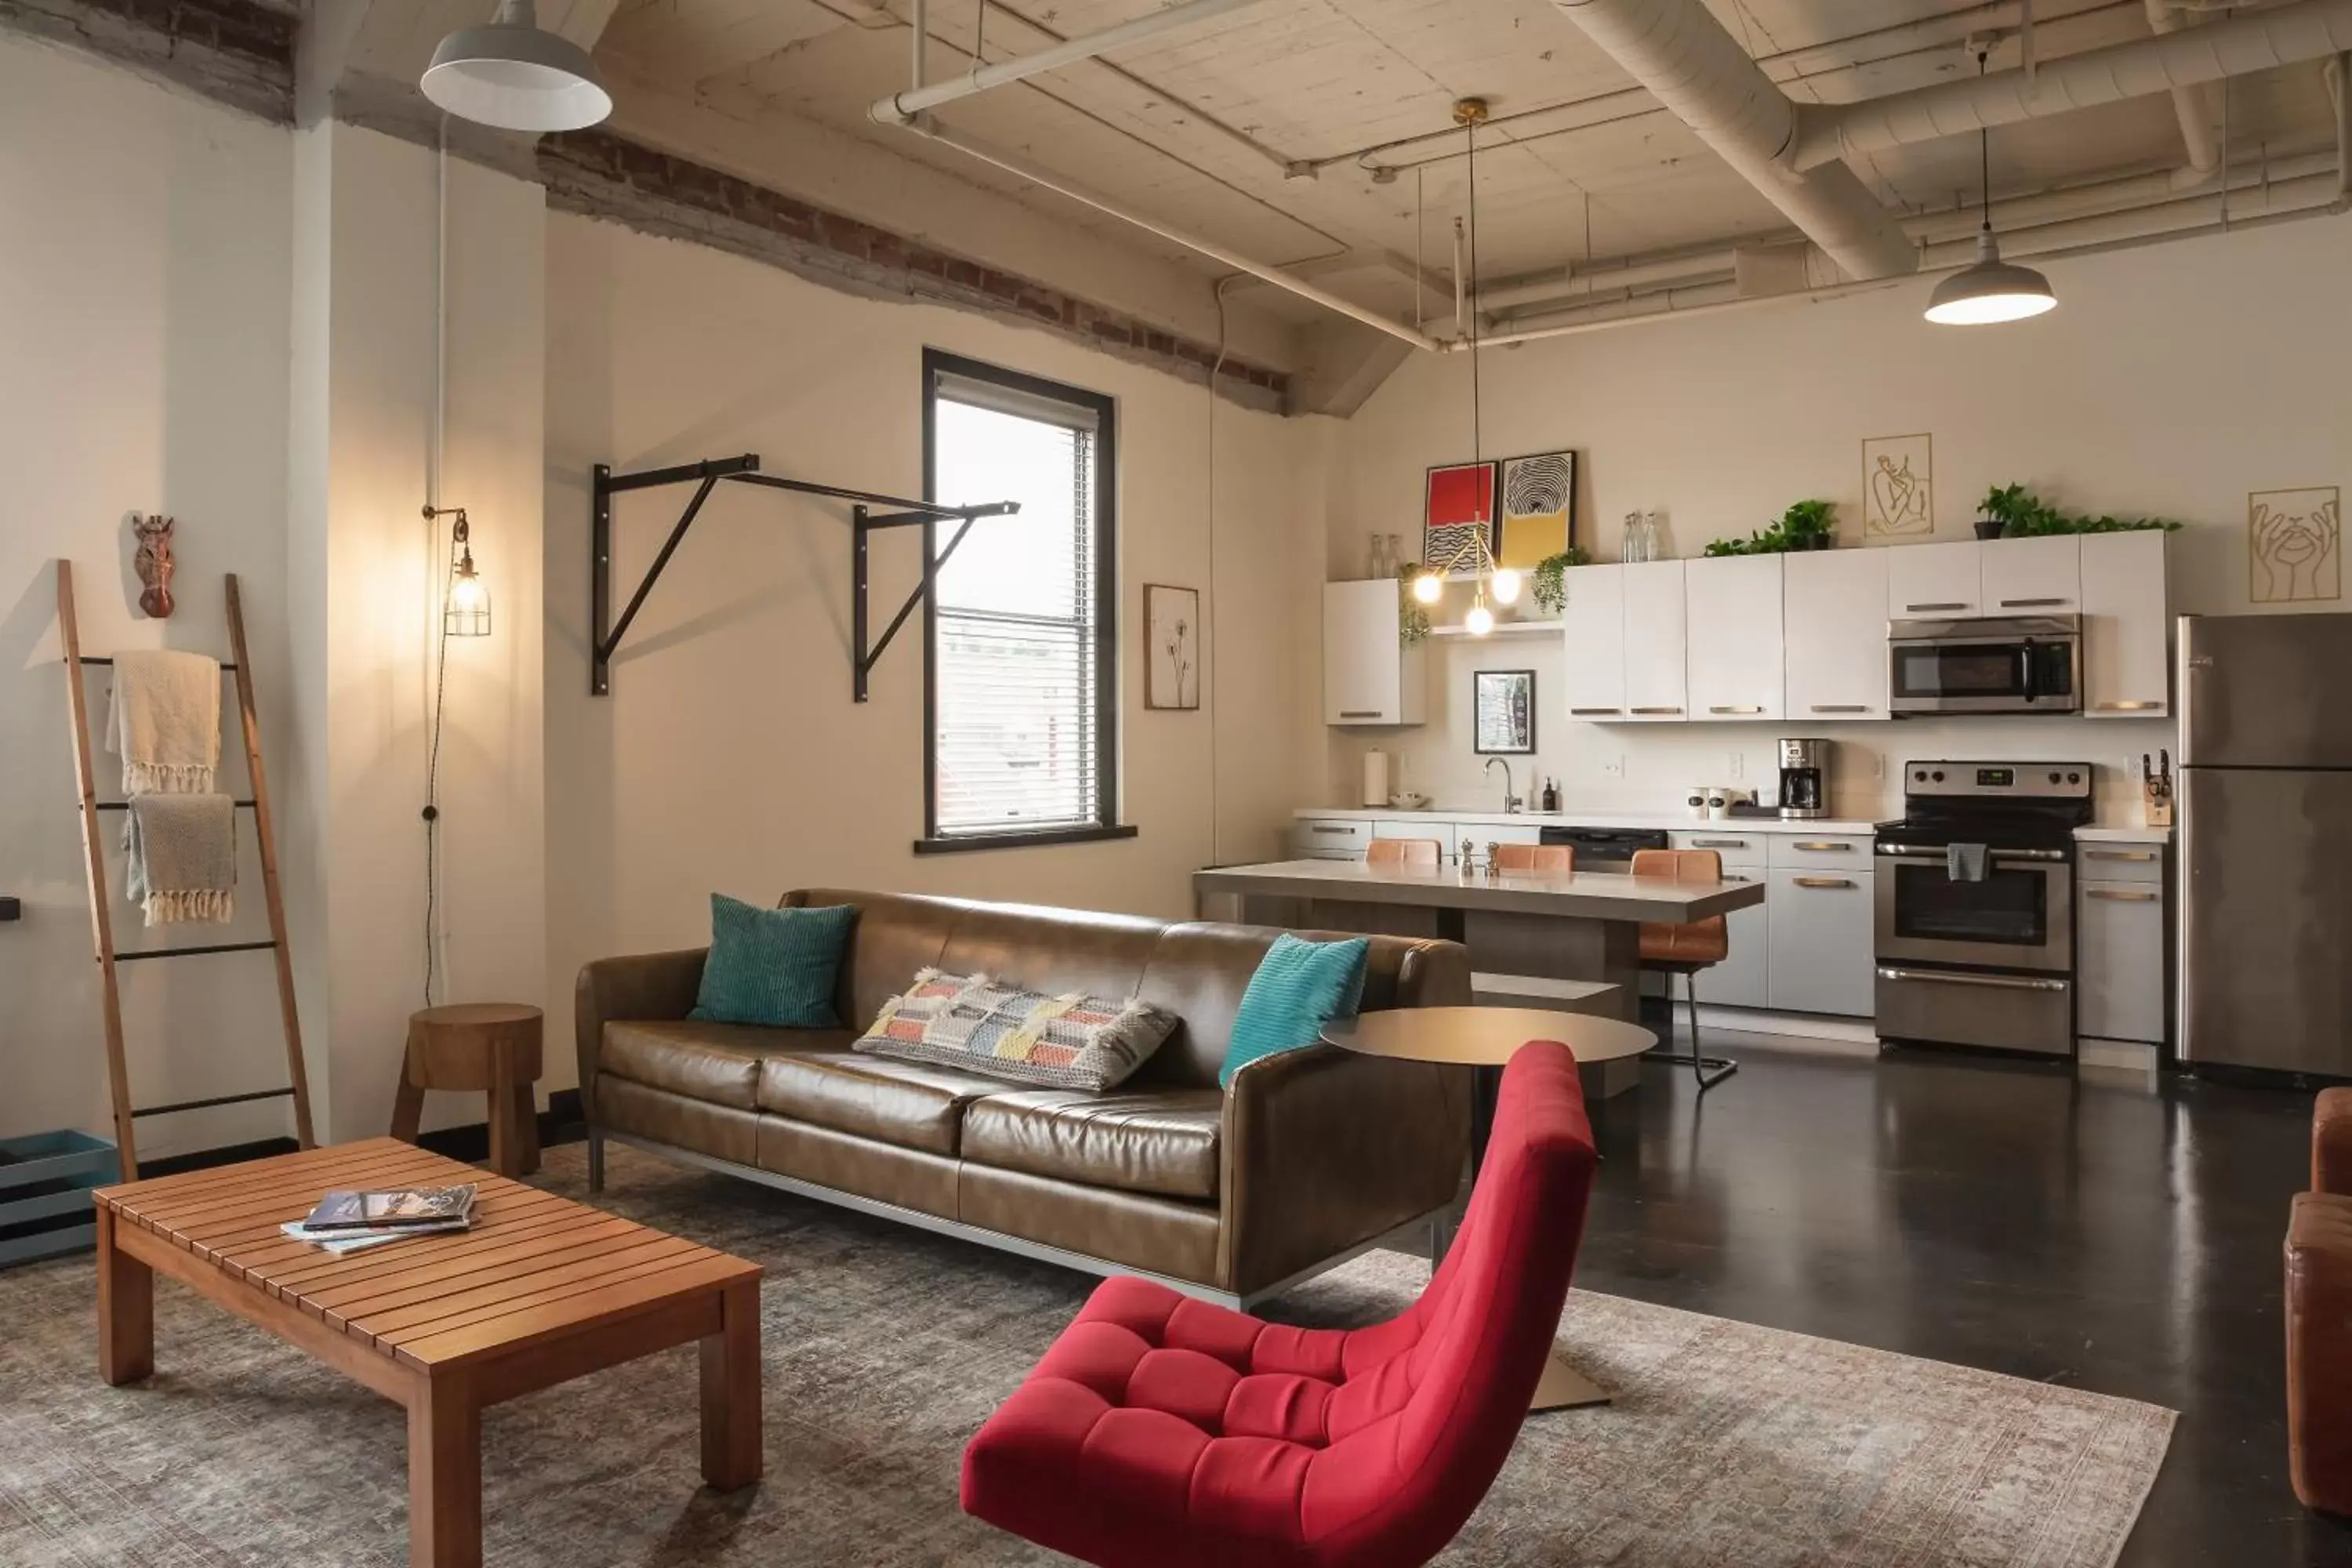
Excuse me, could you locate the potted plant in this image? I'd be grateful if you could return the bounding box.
[1703,499,1838,557]
[1978,483,2183,538]
[1529,546,1592,615]
[1395,562,1430,644]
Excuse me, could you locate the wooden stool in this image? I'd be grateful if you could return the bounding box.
[390,1004,544,1178]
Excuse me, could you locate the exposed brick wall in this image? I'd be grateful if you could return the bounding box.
[540,130,1291,413]
[0,0,295,122]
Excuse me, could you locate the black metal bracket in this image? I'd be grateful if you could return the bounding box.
[590,452,1015,699]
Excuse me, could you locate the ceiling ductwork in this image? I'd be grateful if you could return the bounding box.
[1789,0,2352,170]
[1549,0,1918,281]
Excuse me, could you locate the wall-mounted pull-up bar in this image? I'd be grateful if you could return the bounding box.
[590,453,1018,699]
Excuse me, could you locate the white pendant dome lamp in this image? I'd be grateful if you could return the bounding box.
[1925,49,2055,326]
[423,0,612,133]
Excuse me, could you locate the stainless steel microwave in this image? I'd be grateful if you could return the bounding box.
[1888,615,2082,715]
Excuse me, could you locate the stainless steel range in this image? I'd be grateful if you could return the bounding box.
[1874,760,2093,1058]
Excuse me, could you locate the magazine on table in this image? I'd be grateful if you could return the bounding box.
[301,1184,476,1232]
[280,1215,475,1254]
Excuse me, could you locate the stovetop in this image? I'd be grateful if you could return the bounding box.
[1875,759,2095,852]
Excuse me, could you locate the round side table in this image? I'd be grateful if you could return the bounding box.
[390,1003,545,1178]
[1321,1004,1654,1414]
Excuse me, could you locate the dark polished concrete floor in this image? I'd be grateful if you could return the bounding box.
[1575,1032,2348,1566]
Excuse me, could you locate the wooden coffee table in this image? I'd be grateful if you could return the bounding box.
[93,1138,762,1568]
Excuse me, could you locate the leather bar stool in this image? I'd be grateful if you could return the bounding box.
[1366,837,1443,867]
[1629,848,1737,1091]
[1492,843,1574,873]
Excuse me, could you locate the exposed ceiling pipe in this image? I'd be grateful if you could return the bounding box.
[909,0,927,97]
[1479,248,1740,311]
[2332,53,2352,202]
[2144,0,2224,189]
[1549,0,1919,281]
[1788,0,2352,169]
[1918,169,2345,262]
[890,118,1444,350]
[869,0,1269,123]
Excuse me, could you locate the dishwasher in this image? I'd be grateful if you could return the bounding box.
[1538,824,1670,872]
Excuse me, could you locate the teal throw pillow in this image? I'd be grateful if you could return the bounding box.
[1218,933,1370,1088]
[690,895,853,1029]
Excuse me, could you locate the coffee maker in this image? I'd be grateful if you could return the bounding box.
[1777,739,1831,819]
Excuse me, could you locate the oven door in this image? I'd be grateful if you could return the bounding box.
[1874,847,2073,973]
[1889,628,2081,714]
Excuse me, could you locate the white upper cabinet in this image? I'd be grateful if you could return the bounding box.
[1560,564,1628,720]
[2082,531,2172,717]
[1980,535,2082,615]
[1886,540,1983,619]
[1684,555,1785,720]
[1323,579,1426,726]
[1783,549,1891,721]
[1621,561,1689,722]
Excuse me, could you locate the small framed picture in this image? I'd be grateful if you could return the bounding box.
[1474,669,1536,754]
[1144,583,1201,710]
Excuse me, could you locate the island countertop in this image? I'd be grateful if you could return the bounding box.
[1192,858,1766,924]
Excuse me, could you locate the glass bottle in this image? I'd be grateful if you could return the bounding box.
[1366,531,1385,580]
[1385,533,1403,581]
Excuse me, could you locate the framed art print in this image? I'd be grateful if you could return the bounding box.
[1474,669,1536,755]
[1497,450,1577,569]
[1144,583,1201,710]
[1424,461,1498,575]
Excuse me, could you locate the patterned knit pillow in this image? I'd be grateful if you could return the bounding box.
[688,895,853,1029]
[856,969,1178,1091]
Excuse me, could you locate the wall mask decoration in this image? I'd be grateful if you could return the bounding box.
[1496,450,1577,570]
[1473,668,1536,755]
[1423,461,1498,575]
[1143,583,1200,710]
[2249,486,2341,604]
[1862,434,1933,538]
[131,514,176,619]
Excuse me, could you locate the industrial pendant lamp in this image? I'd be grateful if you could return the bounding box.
[1926,50,2055,326]
[423,0,612,133]
[1410,98,1519,636]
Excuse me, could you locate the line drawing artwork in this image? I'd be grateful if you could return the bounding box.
[1863,434,1933,537]
[1497,451,1577,568]
[1145,584,1200,710]
[2249,487,2342,604]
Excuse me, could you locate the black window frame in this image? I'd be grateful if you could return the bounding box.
[916,348,1132,855]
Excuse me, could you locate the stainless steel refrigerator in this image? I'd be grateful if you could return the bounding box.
[2179,612,2352,1074]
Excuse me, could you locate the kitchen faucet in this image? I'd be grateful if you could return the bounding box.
[1484,757,1522,815]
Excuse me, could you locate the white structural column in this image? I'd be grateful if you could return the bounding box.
[1549,0,1918,281]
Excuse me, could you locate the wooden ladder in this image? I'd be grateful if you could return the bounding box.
[56,560,315,1181]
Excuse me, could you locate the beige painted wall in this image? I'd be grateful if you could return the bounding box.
[542,212,1324,1092]
[1319,216,2352,822]
[0,37,296,1155]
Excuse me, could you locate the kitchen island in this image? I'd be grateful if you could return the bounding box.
[1192,858,1766,1025]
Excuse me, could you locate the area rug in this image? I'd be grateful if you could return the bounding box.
[0,1142,2173,1566]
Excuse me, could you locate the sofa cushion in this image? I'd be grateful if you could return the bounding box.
[691,895,853,1027]
[1218,934,1369,1087]
[755,1047,1011,1156]
[961,1088,1223,1202]
[858,970,1178,1092]
[601,1020,848,1111]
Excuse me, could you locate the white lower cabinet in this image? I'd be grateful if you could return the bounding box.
[2078,877,2166,1044]
[1705,892,1773,1010]
[1766,868,1876,1017]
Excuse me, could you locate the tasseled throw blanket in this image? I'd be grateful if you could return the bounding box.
[123,794,237,925]
[104,649,220,794]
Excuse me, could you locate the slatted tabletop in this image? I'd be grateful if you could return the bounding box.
[94,1136,757,1371]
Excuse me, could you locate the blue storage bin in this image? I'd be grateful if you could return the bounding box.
[0,1129,118,1268]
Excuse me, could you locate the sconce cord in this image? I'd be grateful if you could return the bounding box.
[423,521,456,1008]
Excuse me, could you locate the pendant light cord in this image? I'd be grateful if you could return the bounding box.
[423,114,450,1010]
[1978,49,1991,237]
[1465,113,1483,466]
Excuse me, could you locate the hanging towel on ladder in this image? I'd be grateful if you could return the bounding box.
[104,650,220,794]
[122,794,237,925]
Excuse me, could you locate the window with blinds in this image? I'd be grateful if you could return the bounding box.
[924,354,1120,846]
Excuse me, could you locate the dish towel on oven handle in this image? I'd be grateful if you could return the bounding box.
[1946,842,1987,883]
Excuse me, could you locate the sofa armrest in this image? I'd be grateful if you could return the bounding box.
[1392,938,1473,1010]
[1217,1043,1470,1298]
[2316,1088,2352,1195]
[574,949,707,1122]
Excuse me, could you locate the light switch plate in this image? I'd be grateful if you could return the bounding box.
[1602,756,1624,778]
[1726,753,1744,779]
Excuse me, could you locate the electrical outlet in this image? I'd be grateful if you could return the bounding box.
[1601,756,1624,779]
[1726,753,1744,779]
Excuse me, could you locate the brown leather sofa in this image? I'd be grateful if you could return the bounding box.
[575,889,1472,1307]
[2288,1087,2352,1512]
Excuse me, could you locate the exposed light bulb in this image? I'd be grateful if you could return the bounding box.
[1412,572,1444,604]
[448,566,488,619]
[1490,567,1522,606]
[1465,602,1494,637]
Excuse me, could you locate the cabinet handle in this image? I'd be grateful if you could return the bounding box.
[1690,838,1748,849]
[1792,841,1853,851]
[2085,849,2158,862]
[1338,710,1383,719]
[1809,704,1869,713]
[1630,706,1684,715]
[2086,888,2159,902]
[1708,705,1764,715]
[1569,707,1623,716]
[1308,826,1355,835]
[1878,967,2067,993]
[1904,601,1969,612]
[2000,597,2070,608]
[2093,699,2162,712]
[1793,877,1855,889]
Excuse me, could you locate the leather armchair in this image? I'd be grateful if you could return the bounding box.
[2287,1087,2352,1512]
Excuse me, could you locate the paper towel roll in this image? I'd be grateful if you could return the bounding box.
[1362,749,1391,808]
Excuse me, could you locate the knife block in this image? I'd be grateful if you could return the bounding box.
[2143,775,2175,829]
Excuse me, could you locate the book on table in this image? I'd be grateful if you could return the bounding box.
[301,1184,477,1231]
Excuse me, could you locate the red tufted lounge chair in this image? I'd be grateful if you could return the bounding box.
[960,1040,1599,1568]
